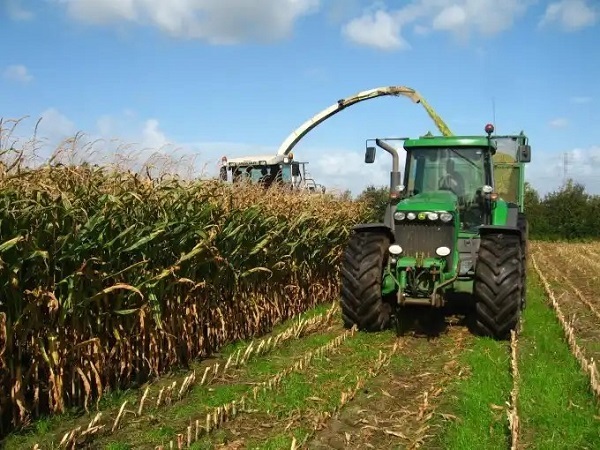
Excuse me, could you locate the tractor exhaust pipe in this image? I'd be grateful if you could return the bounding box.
[375,139,401,193]
[375,139,402,230]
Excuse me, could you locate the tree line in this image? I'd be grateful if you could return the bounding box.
[355,179,600,241]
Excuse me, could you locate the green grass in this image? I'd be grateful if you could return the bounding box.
[436,269,600,450]
[517,270,600,448]
[94,327,353,448]
[186,329,403,449]
[435,333,511,450]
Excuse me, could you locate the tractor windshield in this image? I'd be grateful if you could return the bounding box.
[405,147,486,201]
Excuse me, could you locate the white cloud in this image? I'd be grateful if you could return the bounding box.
[539,0,598,31]
[310,144,405,195]
[342,0,532,50]
[5,0,33,20]
[434,1,530,36]
[527,145,600,195]
[56,0,320,44]
[570,96,593,104]
[342,9,409,50]
[6,110,283,179]
[3,64,33,83]
[38,108,77,139]
[549,117,569,128]
[140,119,169,150]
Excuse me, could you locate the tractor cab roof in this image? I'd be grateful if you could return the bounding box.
[403,135,497,151]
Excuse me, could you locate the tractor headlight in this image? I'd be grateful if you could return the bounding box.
[389,244,403,255]
[440,212,453,222]
[427,212,439,221]
[436,246,451,257]
[394,211,406,221]
[407,212,416,220]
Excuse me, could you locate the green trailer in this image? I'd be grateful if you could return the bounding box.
[340,124,531,340]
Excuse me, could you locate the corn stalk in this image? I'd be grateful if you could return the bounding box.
[0,162,370,436]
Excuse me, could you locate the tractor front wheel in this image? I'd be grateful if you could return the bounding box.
[473,233,523,340]
[340,231,392,331]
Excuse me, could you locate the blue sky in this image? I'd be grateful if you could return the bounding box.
[1,0,599,195]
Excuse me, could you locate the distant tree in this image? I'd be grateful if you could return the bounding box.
[541,179,591,240]
[523,182,547,239]
[357,185,389,222]
[339,189,353,201]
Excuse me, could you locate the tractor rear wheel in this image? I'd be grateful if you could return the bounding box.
[473,233,523,340]
[340,231,392,331]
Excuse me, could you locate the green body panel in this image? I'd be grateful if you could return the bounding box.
[404,135,498,150]
[491,200,509,225]
[381,255,452,297]
[449,279,474,294]
[382,273,396,295]
[394,191,457,213]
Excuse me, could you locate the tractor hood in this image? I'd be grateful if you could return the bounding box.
[395,190,458,212]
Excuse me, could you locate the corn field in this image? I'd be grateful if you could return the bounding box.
[0,158,371,436]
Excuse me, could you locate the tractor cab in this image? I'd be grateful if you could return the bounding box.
[400,136,495,232]
[365,126,531,233]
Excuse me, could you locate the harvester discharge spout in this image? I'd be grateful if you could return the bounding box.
[276,85,454,157]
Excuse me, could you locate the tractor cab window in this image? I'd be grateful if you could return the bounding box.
[249,166,268,183]
[405,147,486,201]
[406,147,488,230]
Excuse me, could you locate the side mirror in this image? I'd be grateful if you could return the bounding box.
[518,144,531,163]
[365,146,376,164]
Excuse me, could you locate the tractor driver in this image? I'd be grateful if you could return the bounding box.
[438,158,465,199]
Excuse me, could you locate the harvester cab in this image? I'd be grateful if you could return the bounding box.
[341,124,532,340]
[219,153,325,193]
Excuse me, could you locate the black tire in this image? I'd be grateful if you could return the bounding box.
[473,233,523,340]
[340,231,392,331]
[517,213,528,309]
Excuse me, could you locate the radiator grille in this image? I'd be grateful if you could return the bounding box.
[394,222,455,266]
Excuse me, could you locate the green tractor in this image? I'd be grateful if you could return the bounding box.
[340,124,531,340]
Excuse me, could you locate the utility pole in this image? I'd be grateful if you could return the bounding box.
[563,152,569,185]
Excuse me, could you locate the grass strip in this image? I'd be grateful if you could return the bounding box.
[96,327,348,449]
[434,335,511,450]
[184,330,402,449]
[517,268,600,448]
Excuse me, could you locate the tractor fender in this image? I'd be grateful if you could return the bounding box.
[352,223,395,242]
[479,225,522,241]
